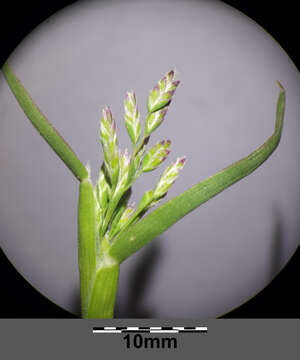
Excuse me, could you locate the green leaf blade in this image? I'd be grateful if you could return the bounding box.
[109,85,285,263]
[2,62,88,181]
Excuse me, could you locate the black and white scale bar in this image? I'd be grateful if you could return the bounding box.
[92,326,208,334]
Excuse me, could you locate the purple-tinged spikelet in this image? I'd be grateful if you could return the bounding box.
[147,70,180,114]
[124,90,141,146]
[153,156,186,199]
[141,139,172,172]
[99,105,119,186]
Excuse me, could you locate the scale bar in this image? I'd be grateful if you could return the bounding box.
[93,326,208,334]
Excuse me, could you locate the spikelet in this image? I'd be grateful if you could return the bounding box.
[153,156,186,199]
[147,70,180,114]
[96,168,110,211]
[99,106,119,187]
[124,91,141,147]
[115,148,131,194]
[145,108,169,135]
[136,190,154,212]
[108,191,132,238]
[141,140,171,172]
[117,203,135,231]
[95,168,111,231]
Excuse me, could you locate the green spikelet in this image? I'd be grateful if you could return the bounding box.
[153,156,186,200]
[141,139,171,172]
[124,91,141,147]
[99,106,119,187]
[147,70,180,114]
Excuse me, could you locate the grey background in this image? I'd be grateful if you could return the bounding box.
[1,319,300,359]
[0,0,300,318]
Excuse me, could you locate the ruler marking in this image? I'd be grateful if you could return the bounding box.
[93,330,122,333]
[150,330,179,333]
[92,326,207,334]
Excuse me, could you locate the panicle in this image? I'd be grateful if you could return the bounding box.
[95,70,185,242]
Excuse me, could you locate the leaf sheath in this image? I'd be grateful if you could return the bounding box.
[109,85,285,263]
[86,262,119,318]
[78,179,97,317]
[2,62,88,181]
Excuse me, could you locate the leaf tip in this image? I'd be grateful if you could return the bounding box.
[276,81,285,92]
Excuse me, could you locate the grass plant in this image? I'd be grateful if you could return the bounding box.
[2,63,285,318]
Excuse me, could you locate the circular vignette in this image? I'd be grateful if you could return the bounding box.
[0,0,300,318]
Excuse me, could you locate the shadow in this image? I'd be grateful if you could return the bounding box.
[70,286,81,317]
[269,206,284,281]
[115,239,163,318]
[223,204,300,318]
[0,248,76,318]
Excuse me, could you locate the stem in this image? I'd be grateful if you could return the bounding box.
[78,179,119,319]
[133,137,145,157]
[133,132,149,157]
[86,258,119,318]
[100,193,123,237]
